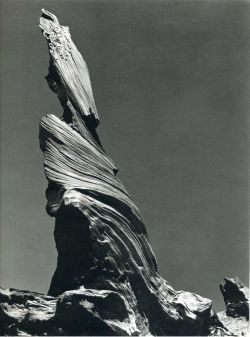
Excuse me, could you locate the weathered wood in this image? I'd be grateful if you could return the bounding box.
[38,10,214,335]
[216,278,249,336]
[1,278,249,336]
[0,10,248,336]
[40,9,99,127]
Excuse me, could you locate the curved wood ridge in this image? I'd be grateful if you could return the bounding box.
[0,9,248,337]
[37,10,247,336]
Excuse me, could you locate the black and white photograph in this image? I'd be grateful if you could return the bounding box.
[0,0,249,335]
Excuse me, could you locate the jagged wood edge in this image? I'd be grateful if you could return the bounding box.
[38,9,233,336]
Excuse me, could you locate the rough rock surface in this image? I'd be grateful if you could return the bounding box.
[1,280,249,336]
[0,10,248,336]
[216,278,249,336]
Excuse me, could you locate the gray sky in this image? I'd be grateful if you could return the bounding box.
[0,0,249,312]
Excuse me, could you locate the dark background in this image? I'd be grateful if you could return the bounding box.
[0,0,249,312]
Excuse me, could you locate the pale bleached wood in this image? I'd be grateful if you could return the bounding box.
[38,10,241,336]
[0,9,248,337]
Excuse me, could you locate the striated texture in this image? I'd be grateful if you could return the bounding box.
[0,10,248,336]
[38,9,213,335]
[0,287,57,336]
[0,287,138,336]
[1,280,249,336]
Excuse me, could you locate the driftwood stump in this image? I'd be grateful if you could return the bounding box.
[0,10,248,336]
